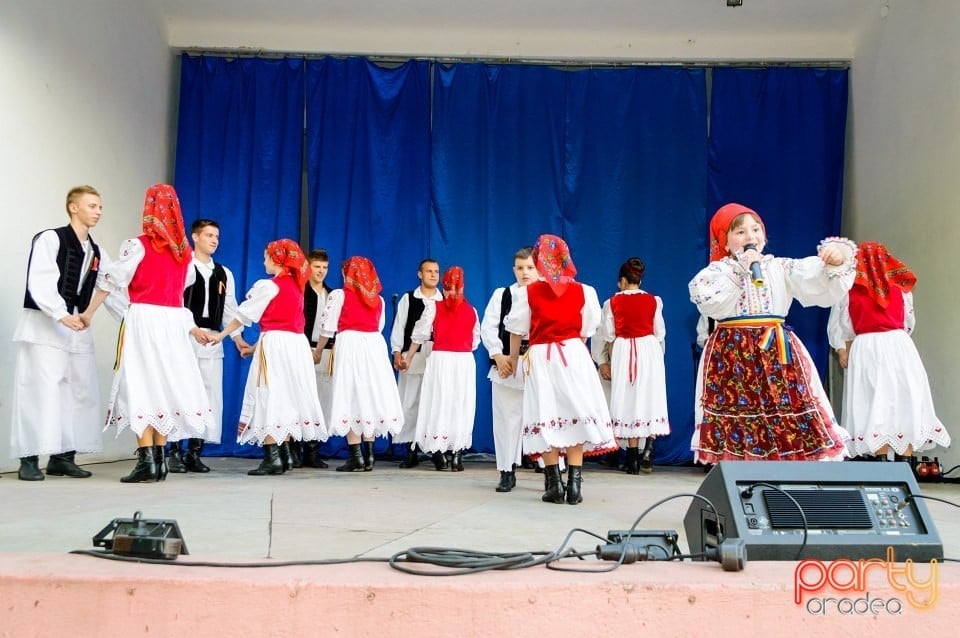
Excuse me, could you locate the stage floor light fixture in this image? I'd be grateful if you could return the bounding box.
[92,511,189,560]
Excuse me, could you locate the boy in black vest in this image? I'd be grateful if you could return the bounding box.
[390,258,442,468]
[480,247,538,492]
[303,248,333,468]
[11,186,110,480]
[174,219,249,473]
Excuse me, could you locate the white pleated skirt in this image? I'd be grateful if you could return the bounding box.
[238,330,327,446]
[105,304,212,440]
[520,338,616,457]
[326,330,404,438]
[843,330,951,455]
[415,351,476,453]
[609,335,671,440]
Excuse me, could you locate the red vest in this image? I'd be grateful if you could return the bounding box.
[432,302,476,352]
[849,284,905,335]
[128,236,191,307]
[338,288,382,332]
[610,292,657,338]
[527,281,585,345]
[260,276,306,333]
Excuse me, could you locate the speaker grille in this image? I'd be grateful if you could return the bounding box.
[763,489,873,529]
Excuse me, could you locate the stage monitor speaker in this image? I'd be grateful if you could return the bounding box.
[683,461,943,562]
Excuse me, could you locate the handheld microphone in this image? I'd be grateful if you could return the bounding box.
[743,243,764,287]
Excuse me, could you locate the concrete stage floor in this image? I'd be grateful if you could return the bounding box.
[1,457,958,636]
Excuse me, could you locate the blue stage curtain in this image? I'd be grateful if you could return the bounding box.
[430,64,707,461]
[305,58,432,458]
[174,55,305,457]
[563,67,708,465]
[707,67,849,376]
[430,63,568,456]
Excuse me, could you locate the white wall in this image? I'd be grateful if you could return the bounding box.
[0,0,176,471]
[846,0,959,469]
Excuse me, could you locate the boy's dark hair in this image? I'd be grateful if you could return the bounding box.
[308,249,329,262]
[418,258,439,271]
[618,257,645,285]
[191,219,219,234]
[514,247,534,260]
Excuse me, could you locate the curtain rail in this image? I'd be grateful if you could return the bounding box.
[176,48,850,69]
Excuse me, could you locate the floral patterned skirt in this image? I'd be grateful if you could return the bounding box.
[693,321,845,463]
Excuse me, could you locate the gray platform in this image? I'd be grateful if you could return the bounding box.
[2,457,958,562]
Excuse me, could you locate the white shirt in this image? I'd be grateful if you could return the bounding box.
[480,284,519,361]
[190,256,242,357]
[307,284,329,344]
[13,229,115,353]
[411,299,481,349]
[318,289,386,338]
[235,279,280,327]
[97,238,196,295]
[827,290,915,350]
[600,289,666,352]
[390,287,443,353]
[503,280,602,341]
[688,239,856,320]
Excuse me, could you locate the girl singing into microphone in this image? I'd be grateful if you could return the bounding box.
[688,203,856,465]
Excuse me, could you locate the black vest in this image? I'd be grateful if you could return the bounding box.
[184,263,228,329]
[304,283,335,348]
[23,225,101,314]
[489,285,528,366]
[400,290,427,353]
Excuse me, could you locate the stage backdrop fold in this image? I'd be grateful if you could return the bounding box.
[305,57,432,458]
[174,55,305,457]
[562,66,708,464]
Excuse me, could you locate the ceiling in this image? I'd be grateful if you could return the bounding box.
[154,0,887,60]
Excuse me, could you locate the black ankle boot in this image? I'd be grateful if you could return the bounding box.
[566,466,583,505]
[302,441,328,468]
[495,470,515,493]
[361,441,375,471]
[541,465,565,504]
[432,451,447,471]
[18,456,44,481]
[289,441,303,469]
[153,446,168,481]
[248,443,284,476]
[278,441,294,472]
[46,451,92,478]
[167,441,187,473]
[121,447,158,483]
[336,444,365,472]
[183,438,211,473]
[544,467,567,491]
[624,447,640,475]
[450,450,464,472]
[398,443,420,468]
[640,438,654,474]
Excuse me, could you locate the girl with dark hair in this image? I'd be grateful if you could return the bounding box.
[599,257,670,474]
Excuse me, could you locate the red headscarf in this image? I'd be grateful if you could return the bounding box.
[854,241,917,308]
[533,234,576,296]
[709,203,765,263]
[142,184,189,263]
[442,266,466,310]
[342,256,383,309]
[266,239,309,291]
